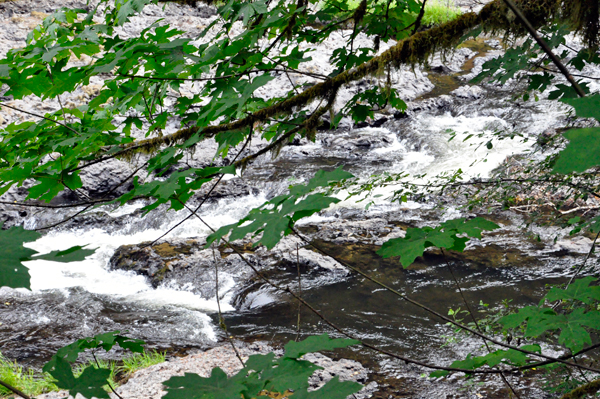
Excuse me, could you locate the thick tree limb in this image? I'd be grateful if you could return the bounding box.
[560,378,600,399]
[102,0,535,159]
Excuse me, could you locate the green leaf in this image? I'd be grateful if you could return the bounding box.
[559,309,600,352]
[32,245,96,263]
[0,224,41,289]
[499,303,600,353]
[44,331,145,373]
[206,168,354,249]
[283,334,361,359]
[429,370,449,378]
[49,358,111,399]
[562,95,600,122]
[259,357,321,395]
[378,227,451,266]
[297,376,362,399]
[163,368,245,399]
[377,218,499,267]
[116,0,151,25]
[545,277,600,304]
[552,127,600,174]
[442,217,500,239]
[499,305,553,330]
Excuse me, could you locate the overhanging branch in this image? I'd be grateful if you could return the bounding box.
[103,0,563,160]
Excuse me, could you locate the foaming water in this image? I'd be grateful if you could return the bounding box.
[22,192,268,310]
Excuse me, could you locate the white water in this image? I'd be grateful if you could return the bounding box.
[20,194,268,318]
[9,94,567,345]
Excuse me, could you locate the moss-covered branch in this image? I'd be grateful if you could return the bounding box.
[560,378,600,399]
[108,0,566,159]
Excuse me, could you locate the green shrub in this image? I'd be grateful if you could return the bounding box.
[119,351,166,376]
[0,353,58,398]
[422,0,462,26]
[343,0,462,27]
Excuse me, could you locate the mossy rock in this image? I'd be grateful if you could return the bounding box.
[109,239,199,287]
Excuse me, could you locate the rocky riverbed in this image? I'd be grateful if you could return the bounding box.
[36,341,378,399]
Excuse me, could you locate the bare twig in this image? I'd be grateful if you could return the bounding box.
[212,244,245,367]
[412,0,428,35]
[290,228,600,373]
[442,250,521,398]
[295,243,302,341]
[0,102,79,135]
[91,351,124,399]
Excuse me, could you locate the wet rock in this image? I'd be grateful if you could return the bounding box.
[485,39,502,49]
[194,177,261,199]
[321,129,396,152]
[109,239,199,287]
[536,128,557,146]
[450,85,484,99]
[552,236,594,255]
[393,110,409,119]
[430,65,453,74]
[429,48,476,73]
[108,238,262,300]
[408,95,452,112]
[79,159,148,199]
[429,244,539,268]
[371,117,389,127]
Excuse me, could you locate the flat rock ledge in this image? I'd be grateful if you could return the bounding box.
[37,342,377,399]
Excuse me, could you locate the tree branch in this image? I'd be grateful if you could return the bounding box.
[503,0,586,97]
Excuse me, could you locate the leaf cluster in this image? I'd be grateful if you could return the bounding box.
[377,217,500,267]
[207,167,353,249]
[42,331,145,399]
[162,334,362,399]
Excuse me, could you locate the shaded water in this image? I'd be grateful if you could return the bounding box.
[222,240,575,363]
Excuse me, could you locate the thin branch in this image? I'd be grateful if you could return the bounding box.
[565,229,600,289]
[118,67,328,83]
[91,351,124,399]
[173,200,600,375]
[212,243,245,367]
[0,380,31,399]
[100,1,499,157]
[290,228,600,374]
[295,243,302,341]
[142,130,254,248]
[412,0,429,35]
[0,102,80,135]
[188,215,501,374]
[442,250,521,398]
[503,0,586,97]
[33,161,149,231]
[0,199,109,209]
